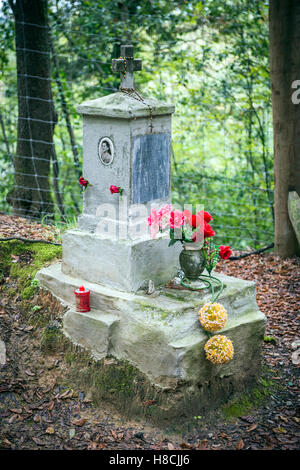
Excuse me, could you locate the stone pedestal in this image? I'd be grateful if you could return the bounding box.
[62,229,181,292]
[36,262,266,419]
[62,91,178,292]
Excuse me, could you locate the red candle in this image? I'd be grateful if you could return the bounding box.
[74,285,90,312]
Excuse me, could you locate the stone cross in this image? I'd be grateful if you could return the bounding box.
[112,45,142,90]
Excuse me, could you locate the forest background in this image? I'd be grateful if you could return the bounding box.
[0,0,273,250]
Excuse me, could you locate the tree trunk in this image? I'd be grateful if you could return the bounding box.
[50,36,81,178]
[269,0,300,256]
[0,110,11,157]
[9,0,55,220]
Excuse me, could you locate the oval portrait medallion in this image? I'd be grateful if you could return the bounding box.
[98,137,114,166]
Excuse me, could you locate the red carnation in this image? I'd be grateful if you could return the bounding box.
[170,210,185,229]
[219,245,231,259]
[78,176,89,187]
[110,185,123,195]
[183,209,192,224]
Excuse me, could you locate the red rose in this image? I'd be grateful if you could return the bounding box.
[110,185,121,194]
[190,214,202,228]
[219,245,231,259]
[184,210,203,228]
[203,221,216,238]
[197,210,213,223]
[78,176,89,187]
[191,230,204,243]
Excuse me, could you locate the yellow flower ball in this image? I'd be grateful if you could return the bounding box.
[204,335,234,364]
[198,302,228,332]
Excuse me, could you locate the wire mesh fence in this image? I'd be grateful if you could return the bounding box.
[0,1,273,250]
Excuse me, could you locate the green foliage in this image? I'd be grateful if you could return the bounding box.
[0,0,273,248]
[32,305,42,312]
[41,322,66,352]
[264,336,277,344]
[0,240,62,300]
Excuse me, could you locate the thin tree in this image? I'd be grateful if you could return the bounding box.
[269,0,300,256]
[8,0,55,220]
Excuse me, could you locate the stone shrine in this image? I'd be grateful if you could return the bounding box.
[37,46,266,423]
[62,44,180,292]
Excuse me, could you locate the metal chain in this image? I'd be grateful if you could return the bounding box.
[119,87,153,133]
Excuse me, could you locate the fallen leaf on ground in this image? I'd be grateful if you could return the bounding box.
[246,423,258,432]
[142,400,156,406]
[280,415,289,423]
[71,418,87,427]
[9,408,22,414]
[47,401,55,411]
[46,426,55,434]
[180,442,192,449]
[198,439,209,450]
[273,427,287,433]
[236,439,245,450]
[32,437,44,446]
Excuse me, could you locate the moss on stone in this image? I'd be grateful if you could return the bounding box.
[0,240,61,298]
[135,299,184,322]
[264,336,277,344]
[22,285,36,299]
[8,288,16,297]
[136,300,170,319]
[163,292,187,302]
[222,376,279,420]
[55,341,174,423]
[41,325,67,353]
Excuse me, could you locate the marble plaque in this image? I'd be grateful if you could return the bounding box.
[132,133,170,204]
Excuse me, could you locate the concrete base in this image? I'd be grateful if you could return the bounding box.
[36,262,266,405]
[62,229,181,293]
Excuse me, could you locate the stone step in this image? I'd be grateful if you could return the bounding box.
[36,262,266,396]
[36,262,136,313]
[63,308,120,360]
[36,262,258,320]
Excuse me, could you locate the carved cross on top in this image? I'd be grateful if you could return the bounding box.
[112,45,142,90]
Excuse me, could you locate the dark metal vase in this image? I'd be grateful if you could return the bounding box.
[179,246,205,280]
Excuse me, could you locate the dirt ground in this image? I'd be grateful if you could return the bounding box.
[0,214,299,450]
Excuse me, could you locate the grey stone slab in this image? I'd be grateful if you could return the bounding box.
[61,229,181,292]
[81,116,131,212]
[63,310,119,360]
[79,115,172,220]
[77,92,175,119]
[132,133,170,204]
